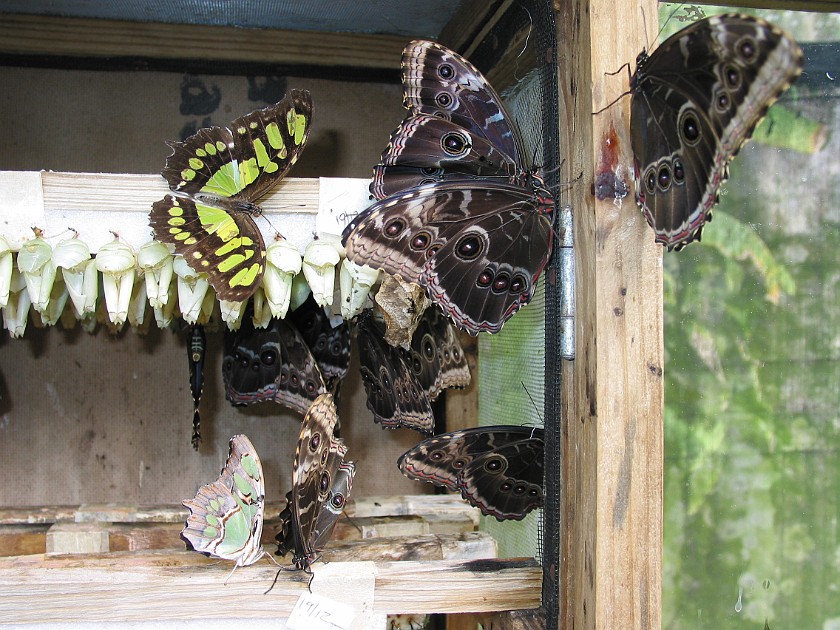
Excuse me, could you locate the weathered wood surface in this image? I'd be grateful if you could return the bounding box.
[0,14,409,69]
[555,0,664,628]
[0,546,540,624]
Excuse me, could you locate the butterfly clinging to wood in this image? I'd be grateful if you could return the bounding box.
[150,90,312,301]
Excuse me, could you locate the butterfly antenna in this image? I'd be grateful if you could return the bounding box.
[264,568,283,595]
[512,5,534,82]
[341,510,363,535]
[521,381,544,424]
[223,562,241,585]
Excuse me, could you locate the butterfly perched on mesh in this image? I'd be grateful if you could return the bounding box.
[629,14,803,250]
[181,434,269,576]
[222,307,326,416]
[287,294,351,396]
[150,89,312,301]
[342,40,554,335]
[281,393,355,570]
[398,425,544,521]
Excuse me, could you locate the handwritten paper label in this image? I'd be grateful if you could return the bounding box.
[286,591,355,630]
[316,177,372,237]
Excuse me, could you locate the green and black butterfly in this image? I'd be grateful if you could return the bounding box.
[150,89,313,302]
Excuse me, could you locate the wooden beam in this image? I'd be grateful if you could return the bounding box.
[555,0,663,628]
[0,551,541,623]
[690,0,840,11]
[0,14,409,70]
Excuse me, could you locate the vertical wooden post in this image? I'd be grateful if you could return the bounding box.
[555,0,663,628]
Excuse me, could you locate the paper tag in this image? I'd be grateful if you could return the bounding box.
[286,591,356,630]
[316,177,373,237]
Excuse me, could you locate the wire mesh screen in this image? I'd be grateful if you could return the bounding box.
[468,0,560,622]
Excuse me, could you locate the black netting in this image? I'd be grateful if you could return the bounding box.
[467,1,561,625]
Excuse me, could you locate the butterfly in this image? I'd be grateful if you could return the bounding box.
[355,309,434,434]
[187,324,206,449]
[405,305,471,401]
[284,393,355,570]
[181,434,268,574]
[398,425,544,521]
[150,89,312,301]
[222,308,326,416]
[630,14,803,250]
[342,40,554,335]
[287,294,351,396]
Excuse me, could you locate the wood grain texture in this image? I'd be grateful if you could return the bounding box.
[555,0,663,628]
[0,14,409,69]
[0,549,540,622]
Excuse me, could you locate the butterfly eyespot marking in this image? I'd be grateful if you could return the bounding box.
[411,231,431,250]
[673,160,685,184]
[724,65,741,88]
[645,168,657,194]
[279,368,290,384]
[320,449,329,465]
[657,165,672,191]
[331,494,346,508]
[422,338,435,360]
[290,372,301,387]
[430,451,445,461]
[484,457,504,472]
[455,234,484,261]
[499,480,513,492]
[384,218,406,238]
[437,63,455,80]
[680,112,701,145]
[305,380,318,394]
[260,349,277,366]
[435,92,454,108]
[441,132,469,156]
[510,274,528,293]
[528,487,541,497]
[421,166,442,176]
[492,272,511,293]
[309,433,321,452]
[319,471,331,492]
[452,458,467,469]
[427,244,442,258]
[512,483,527,495]
[477,268,494,288]
[737,37,757,61]
[411,356,422,373]
[715,90,730,113]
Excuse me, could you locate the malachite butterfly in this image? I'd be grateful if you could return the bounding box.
[181,434,268,574]
[150,89,313,301]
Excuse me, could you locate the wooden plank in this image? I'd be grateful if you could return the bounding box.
[0,14,409,69]
[555,0,663,628]
[0,549,540,623]
[691,0,840,10]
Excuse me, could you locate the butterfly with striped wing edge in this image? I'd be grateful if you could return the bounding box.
[284,393,355,571]
[630,14,803,250]
[181,434,273,578]
[342,40,554,335]
[150,89,312,301]
[398,425,544,521]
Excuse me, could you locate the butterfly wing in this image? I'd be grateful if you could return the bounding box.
[290,393,346,569]
[355,310,434,434]
[398,426,544,521]
[343,181,553,335]
[288,294,351,394]
[406,306,470,401]
[401,40,526,165]
[222,314,326,415]
[458,435,544,521]
[181,434,266,566]
[150,90,313,300]
[630,14,803,250]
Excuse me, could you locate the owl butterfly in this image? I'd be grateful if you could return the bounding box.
[284,393,355,571]
[398,425,544,521]
[287,294,351,396]
[222,307,326,416]
[181,434,270,578]
[150,90,312,301]
[342,40,554,335]
[630,14,803,250]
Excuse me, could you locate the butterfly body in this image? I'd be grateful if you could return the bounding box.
[398,425,544,521]
[187,325,206,449]
[182,434,266,568]
[343,40,554,335]
[150,89,312,300]
[630,14,803,250]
